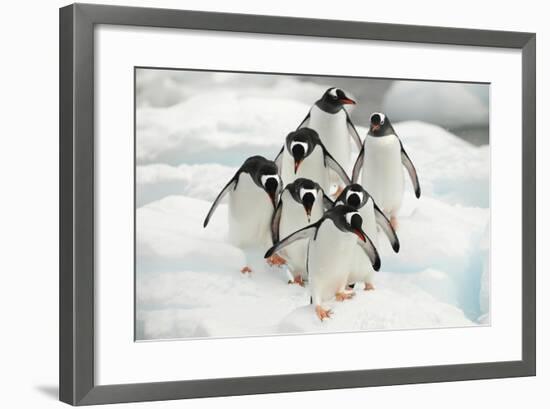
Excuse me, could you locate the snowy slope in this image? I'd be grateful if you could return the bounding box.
[135,76,490,340]
[136,191,486,339]
[382,82,489,129]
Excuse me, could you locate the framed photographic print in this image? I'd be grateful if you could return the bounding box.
[59,3,536,406]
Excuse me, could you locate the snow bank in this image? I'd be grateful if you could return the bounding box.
[382,82,489,129]
[394,121,490,207]
[136,196,245,274]
[136,189,487,339]
[279,272,473,334]
[137,92,313,167]
[137,163,235,207]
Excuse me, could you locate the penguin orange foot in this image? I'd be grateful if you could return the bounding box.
[240,266,252,274]
[335,291,355,301]
[266,254,286,267]
[364,282,375,291]
[288,276,305,287]
[315,305,332,321]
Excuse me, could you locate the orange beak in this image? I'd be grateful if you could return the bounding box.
[294,160,302,174]
[353,228,366,242]
[340,97,356,105]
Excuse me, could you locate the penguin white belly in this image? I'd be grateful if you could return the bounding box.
[228,173,273,249]
[308,105,350,168]
[308,220,356,305]
[348,200,378,284]
[362,135,404,215]
[281,146,330,193]
[279,196,324,278]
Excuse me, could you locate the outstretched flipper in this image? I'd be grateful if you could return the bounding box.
[399,139,421,198]
[297,110,311,130]
[356,234,381,271]
[345,109,363,150]
[322,148,351,186]
[264,222,320,259]
[271,198,284,243]
[351,145,365,183]
[373,201,400,253]
[203,176,238,227]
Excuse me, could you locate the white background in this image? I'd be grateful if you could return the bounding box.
[0,0,546,408]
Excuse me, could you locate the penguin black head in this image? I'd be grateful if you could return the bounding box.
[243,156,281,207]
[287,178,322,222]
[325,205,368,242]
[335,184,369,209]
[369,112,394,137]
[285,128,320,173]
[316,87,356,113]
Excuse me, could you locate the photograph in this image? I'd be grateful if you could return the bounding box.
[134,68,491,341]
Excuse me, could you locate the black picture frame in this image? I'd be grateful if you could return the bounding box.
[59,3,536,406]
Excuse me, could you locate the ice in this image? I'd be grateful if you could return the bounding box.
[137,92,311,167]
[383,82,489,129]
[137,163,236,207]
[136,186,487,339]
[394,121,490,207]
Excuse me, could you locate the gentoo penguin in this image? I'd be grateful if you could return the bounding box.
[265,205,381,321]
[352,112,421,228]
[297,87,362,192]
[274,127,351,195]
[332,184,400,290]
[203,155,282,273]
[271,178,332,286]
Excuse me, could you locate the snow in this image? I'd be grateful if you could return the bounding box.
[135,73,490,340]
[382,82,489,130]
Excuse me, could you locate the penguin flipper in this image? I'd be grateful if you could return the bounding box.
[203,176,237,228]
[274,146,284,171]
[399,139,421,198]
[356,234,381,272]
[322,148,351,185]
[351,145,365,183]
[271,198,283,243]
[297,110,311,130]
[345,109,363,150]
[322,193,335,210]
[264,222,320,259]
[373,201,400,253]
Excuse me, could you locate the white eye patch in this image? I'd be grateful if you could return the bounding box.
[299,188,318,200]
[345,211,360,225]
[346,190,363,203]
[290,141,308,153]
[328,88,339,97]
[261,174,279,187]
[371,112,386,125]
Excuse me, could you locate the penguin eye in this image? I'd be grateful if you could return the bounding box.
[299,188,317,200]
[345,212,360,225]
[328,88,339,99]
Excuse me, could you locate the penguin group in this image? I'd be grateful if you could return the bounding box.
[204,87,421,321]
